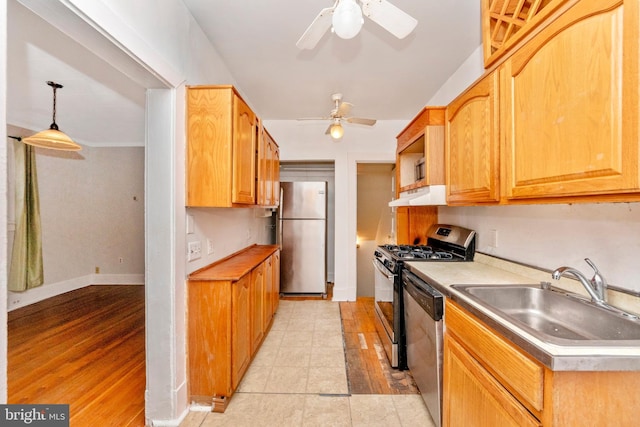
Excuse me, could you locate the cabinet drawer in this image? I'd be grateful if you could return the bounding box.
[445,299,543,412]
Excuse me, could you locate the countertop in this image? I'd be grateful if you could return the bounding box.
[188,244,279,281]
[406,253,640,371]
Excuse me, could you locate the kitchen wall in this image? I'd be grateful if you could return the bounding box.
[6,126,145,310]
[429,47,640,294]
[185,208,272,274]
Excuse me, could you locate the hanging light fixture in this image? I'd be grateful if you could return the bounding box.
[329,119,344,140]
[332,0,364,39]
[22,81,81,151]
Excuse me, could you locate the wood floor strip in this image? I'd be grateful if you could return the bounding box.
[8,285,146,427]
[339,298,419,395]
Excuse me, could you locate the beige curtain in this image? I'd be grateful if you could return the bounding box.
[9,141,44,291]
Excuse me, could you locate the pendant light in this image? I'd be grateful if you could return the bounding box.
[22,81,81,151]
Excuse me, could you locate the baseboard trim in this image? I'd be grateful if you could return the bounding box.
[7,274,145,311]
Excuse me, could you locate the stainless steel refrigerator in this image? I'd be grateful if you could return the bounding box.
[279,181,327,295]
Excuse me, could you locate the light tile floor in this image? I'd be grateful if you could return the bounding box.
[180,300,436,427]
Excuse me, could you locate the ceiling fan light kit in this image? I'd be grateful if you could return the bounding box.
[298,93,376,141]
[22,81,81,151]
[329,121,344,140]
[296,0,418,50]
[332,0,364,39]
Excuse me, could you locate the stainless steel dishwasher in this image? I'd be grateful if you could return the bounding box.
[402,269,444,427]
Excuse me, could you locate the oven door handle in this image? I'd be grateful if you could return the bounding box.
[372,259,396,280]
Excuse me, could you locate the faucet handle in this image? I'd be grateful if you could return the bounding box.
[584,258,608,302]
[584,258,599,273]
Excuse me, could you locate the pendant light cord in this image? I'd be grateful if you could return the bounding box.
[47,81,62,131]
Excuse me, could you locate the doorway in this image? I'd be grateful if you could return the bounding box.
[356,163,395,297]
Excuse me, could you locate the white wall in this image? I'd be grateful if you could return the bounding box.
[429,47,640,294]
[6,134,145,310]
[185,208,273,274]
[264,120,400,301]
[0,0,8,403]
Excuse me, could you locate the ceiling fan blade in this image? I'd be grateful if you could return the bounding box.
[361,0,418,39]
[296,7,334,50]
[346,117,377,126]
[336,101,353,118]
[297,117,332,121]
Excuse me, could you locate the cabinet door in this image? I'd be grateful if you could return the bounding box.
[257,127,279,207]
[263,255,274,326]
[231,275,251,389]
[272,143,280,207]
[443,335,541,427]
[503,0,639,200]
[232,95,257,204]
[272,251,280,314]
[446,72,500,205]
[186,87,234,207]
[250,264,265,354]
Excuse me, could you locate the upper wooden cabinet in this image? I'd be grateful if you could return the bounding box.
[482,0,570,67]
[186,85,259,207]
[187,85,280,208]
[257,125,280,208]
[446,72,501,205]
[396,107,446,194]
[502,0,640,201]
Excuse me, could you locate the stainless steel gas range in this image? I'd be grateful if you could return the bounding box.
[372,224,476,370]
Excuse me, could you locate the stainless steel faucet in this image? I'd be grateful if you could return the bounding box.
[552,258,608,304]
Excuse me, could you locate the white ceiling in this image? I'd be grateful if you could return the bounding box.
[6,0,482,147]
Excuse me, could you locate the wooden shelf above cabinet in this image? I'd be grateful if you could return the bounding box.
[396,107,445,195]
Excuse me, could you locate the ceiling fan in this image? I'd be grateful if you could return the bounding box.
[298,93,377,140]
[296,0,418,50]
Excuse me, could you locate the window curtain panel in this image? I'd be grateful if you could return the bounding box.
[9,141,44,291]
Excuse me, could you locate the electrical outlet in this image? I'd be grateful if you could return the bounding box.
[188,241,202,261]
[207,239,214,255]
[119,257,124,264]
[95,267,100,274]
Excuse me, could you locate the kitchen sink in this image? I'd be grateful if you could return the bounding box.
[451,284,640,346]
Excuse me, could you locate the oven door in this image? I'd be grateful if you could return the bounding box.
[372,258,398,366]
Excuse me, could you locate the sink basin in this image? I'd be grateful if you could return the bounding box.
[451,284,640,346]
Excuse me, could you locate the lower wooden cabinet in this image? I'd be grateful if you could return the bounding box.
[231,275,251,390]
[443,334,540,427]
[250,263,265,354]
[444,299,640,427]
[187,245,280,411]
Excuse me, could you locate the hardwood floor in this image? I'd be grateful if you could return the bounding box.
[8,285,146,427]
[340,297,419,394]
[8,285,414,427]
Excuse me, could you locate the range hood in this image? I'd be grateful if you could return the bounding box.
[388,185,446,207]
